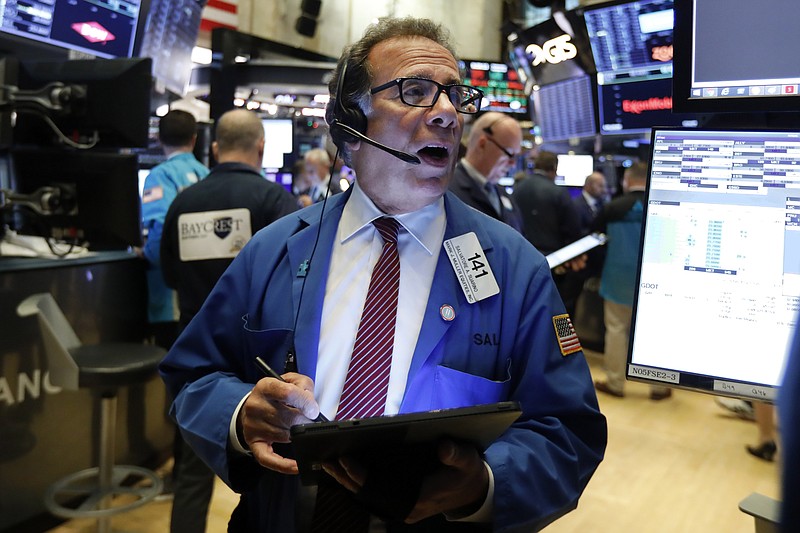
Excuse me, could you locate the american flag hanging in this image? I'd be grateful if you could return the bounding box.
[553,314,582,356]
[200,0,238,32]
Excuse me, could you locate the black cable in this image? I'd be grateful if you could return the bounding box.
[284,148,341,373]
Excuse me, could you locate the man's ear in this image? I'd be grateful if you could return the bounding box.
[211,141,220,162]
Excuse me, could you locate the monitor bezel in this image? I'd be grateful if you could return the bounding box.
[672,0,800,114]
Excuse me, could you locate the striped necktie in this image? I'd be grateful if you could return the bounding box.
[311,216,401,531]
[337,216,401,420]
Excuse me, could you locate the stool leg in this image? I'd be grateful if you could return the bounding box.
[97,394,116,533]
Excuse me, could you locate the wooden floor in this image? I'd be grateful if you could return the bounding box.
[46,352,780,532]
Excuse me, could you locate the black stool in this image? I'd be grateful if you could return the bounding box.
[17,293,166,533]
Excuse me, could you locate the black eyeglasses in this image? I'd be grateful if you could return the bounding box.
[370,77,484,114]
[482,126,516,158]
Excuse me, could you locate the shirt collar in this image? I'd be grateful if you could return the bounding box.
[340,180,444,256]
[460,158,489,187]
[166,150,192,160]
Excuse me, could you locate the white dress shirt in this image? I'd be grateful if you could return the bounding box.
[316,181,446,418]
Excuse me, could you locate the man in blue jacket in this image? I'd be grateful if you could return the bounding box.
[139,110,209,348]
[160,16,606,532]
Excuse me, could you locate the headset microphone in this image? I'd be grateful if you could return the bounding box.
[330,120,421,165]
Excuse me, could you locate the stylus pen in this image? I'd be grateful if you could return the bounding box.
[254,356,330,422]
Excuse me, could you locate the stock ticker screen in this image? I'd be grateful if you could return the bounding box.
[460,59,528,116]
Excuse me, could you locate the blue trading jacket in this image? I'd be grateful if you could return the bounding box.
[140,152,209,322]
[160,189,607,532]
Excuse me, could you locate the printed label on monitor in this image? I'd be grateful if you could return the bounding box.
[627,364,680,384]
[713,381,776,402]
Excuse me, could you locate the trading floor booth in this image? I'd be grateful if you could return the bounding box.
[0,253,173,531]
[0,48,173,529]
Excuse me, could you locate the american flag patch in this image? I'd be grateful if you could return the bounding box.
[142,185,163,203]
[553,314,582,356]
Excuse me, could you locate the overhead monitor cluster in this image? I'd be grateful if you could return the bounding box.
[510,0,704,143]
[0,0,206,97]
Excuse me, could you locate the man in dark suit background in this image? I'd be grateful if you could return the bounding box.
[513,150,583,315]
[449,112,524,233]
[513,150,581,256]
[574,170,608,236]
[304,147,343,203]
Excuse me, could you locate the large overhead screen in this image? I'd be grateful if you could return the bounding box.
[672,0,800,113]
[0,0,144,58]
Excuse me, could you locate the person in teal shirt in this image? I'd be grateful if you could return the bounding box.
[139,109,209,349]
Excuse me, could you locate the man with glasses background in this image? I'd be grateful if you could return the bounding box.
[160,16,606,532]
[449,112,525,233]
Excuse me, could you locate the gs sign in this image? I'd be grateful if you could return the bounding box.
[525,35,577,66]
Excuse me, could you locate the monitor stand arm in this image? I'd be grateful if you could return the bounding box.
[0,83,86,114]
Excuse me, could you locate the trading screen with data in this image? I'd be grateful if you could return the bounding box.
[629,127,800,400]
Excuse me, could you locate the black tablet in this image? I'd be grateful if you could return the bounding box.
[290,401,522,485]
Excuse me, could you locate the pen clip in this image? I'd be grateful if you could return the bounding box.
[284,345,298,373]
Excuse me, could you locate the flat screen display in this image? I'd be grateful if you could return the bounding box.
[0,0,143,59]
[629,127,800,401]
[459,59,528,116]
[555,154,594,187]
[598,77,698,134]
[672,0,800,113]
[11,147,142,250]
[531,74,597,143]
[584,0,674,85]
[261,119,293,170]
[136,0,205,95]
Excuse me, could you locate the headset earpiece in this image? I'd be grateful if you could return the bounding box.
[330,59,368,149]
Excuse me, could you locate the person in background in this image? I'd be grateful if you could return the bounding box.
[138,109,209,350]
[291,159,313,208]
[160,16,606,532]
[513,150,581,256]
[568,170,609,352]
[745,402,778,461]
[159,109,298,532]
[304,147,342,202]
[592,161,671,401]
[574,171,608,236]
[449,112,525,233]
[513,150,584,316]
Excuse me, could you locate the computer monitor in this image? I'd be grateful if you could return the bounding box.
[135,0,205,96]
[583,0,674,86]
[672,0,800,113]
[628,127,800,401]
[555,154,594,187]
[459,59,528,116]
[262,118,293,170]
[9,148,142,250]
[597,77,698,135]
[531,74,598,143]
[0,0,145,59]
[12,57,152,148]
